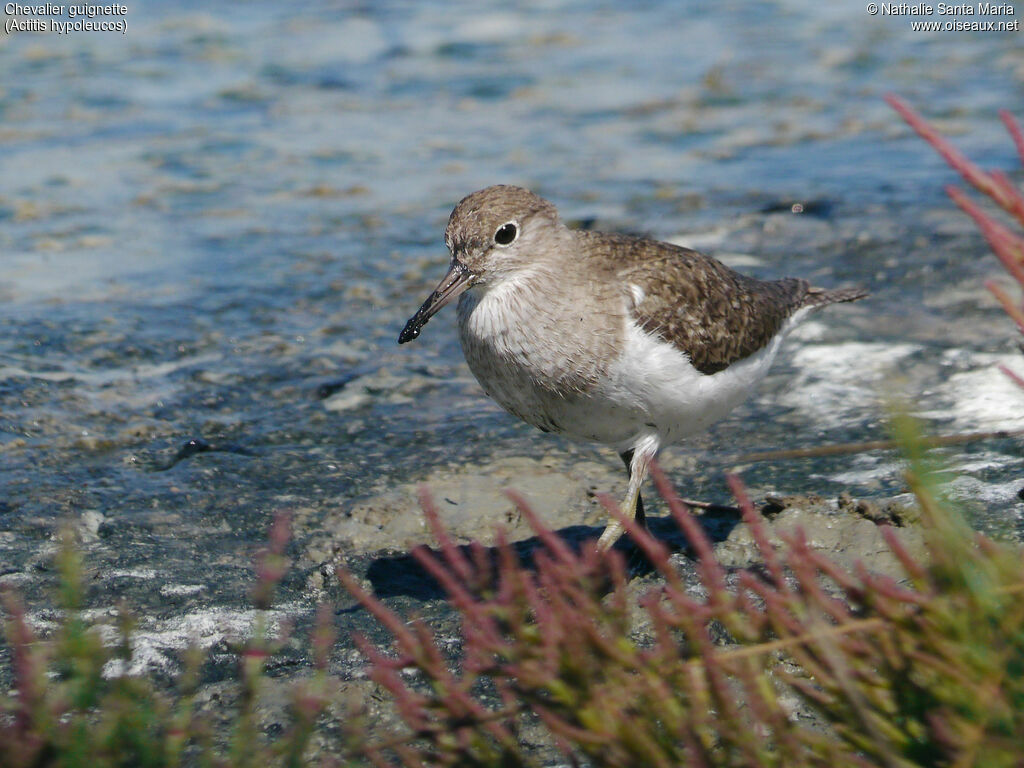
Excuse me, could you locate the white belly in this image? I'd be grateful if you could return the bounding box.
[458,281,801,453]
[594,318,793,453]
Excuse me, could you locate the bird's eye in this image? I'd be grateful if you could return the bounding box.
[493,222,518,246]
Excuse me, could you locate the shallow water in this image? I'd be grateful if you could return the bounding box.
[1,2,1023,672]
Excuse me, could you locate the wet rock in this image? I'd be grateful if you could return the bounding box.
[715,494,926,581]
[321,367,434,412]
[322,388,373,412]
[78,509,106,542]
[309,456,617,558]
[837,490,920,527]
[315,374,357,400]
[762,492,830,517]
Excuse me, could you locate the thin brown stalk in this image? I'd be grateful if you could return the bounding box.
[736,427,1024,463]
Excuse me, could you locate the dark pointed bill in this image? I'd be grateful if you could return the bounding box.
[398,259,475,344]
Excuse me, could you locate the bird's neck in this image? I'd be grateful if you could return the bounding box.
[457,260,565,341]
[456,238,624,393]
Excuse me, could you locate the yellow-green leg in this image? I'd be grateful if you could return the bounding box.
[596,448,651,551]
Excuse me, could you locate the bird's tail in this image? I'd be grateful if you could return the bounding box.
[803,285,869,308]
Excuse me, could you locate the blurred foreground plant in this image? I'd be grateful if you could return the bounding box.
[6,447,1022,767]
[339,102,1024,766]
[0,515,348,768]
[1,531,194,768]
[341,430,1024,767]
[887,95,1024,386]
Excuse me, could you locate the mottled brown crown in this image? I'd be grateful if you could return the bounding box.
[445,185,559,257]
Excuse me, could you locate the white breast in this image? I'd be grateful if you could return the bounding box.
[457,277,596,435]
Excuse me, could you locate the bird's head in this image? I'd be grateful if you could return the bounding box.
[398,185,562,344]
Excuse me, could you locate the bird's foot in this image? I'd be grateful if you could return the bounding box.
[595,519,625,552]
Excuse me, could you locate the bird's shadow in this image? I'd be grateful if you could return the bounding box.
[363,510,743,601]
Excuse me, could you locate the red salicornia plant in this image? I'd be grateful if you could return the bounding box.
[887,94,1024,387]
[341,433,1024,766]
[339,101,1024,765]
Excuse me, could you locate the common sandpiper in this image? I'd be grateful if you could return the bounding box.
[399,185,866,550]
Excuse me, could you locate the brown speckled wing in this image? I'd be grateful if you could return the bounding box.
[582,232,813,375]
